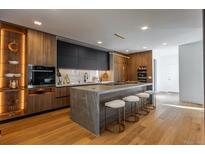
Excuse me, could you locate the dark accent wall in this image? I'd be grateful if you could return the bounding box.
[57,40,110,70]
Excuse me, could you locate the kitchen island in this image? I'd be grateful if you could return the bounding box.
[70,82,152,135]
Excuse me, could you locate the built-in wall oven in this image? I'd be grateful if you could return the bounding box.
[28,65,55,88]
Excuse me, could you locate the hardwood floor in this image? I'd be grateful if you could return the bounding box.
[0,93,204,145]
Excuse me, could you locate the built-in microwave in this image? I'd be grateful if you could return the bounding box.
[28,65,55,88]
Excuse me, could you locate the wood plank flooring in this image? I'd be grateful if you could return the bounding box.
[0,93,204,144]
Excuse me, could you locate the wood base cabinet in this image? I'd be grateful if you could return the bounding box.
[26,87,55,114]
[26,87,70,115]
[54,97,69,109]
[26,92,55,114]
[54,87,70,109]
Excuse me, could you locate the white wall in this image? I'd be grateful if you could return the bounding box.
[153,46,179,92]
[179,41,204,104]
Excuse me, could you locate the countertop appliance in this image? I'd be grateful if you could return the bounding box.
[28,65,55,88]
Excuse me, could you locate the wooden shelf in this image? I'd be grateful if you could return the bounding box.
[0,88,25,92]
[138,77,147,79]
[0,109,25,121]
[0,22,26,118]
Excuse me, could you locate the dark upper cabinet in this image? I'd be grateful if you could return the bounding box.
[78,58,97,70]
[57,41,78,69]
[57,40,109,70]
[97,50,110,70]
[78,46,97,59]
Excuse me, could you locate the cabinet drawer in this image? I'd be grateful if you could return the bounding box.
[56,87,70,98]
[26,92,55,114]
[56,87,67,97]
[53,97,70,109]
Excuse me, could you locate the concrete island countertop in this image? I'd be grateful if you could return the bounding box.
[70,82,153,135]
[71,82,152,94]
[56,81,114,87]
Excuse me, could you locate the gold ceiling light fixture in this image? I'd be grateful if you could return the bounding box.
[114,33,125,39]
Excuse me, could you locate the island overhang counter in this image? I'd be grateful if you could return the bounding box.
[70,83,152,135]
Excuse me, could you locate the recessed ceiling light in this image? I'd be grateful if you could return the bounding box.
[141,26,149,30]
[34,21,42,26]
[143,46,148,49]
[126,50,129,52]
[162,42,168,46]
[97,41,102,44]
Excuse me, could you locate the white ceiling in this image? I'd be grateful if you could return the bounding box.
[0,9,202,54]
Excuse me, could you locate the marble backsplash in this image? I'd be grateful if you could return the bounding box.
[56,69,112,86]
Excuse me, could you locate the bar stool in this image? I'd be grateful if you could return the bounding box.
[136,92,150,115]
[123,95,140,122]
[145,90,156,109]
[105,99,126,133]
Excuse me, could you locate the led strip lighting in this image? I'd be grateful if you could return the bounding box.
[0,29,4,113]
[0,27,26,113]
[20,34,26,110]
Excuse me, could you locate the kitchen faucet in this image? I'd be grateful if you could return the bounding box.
[84,72,88,83]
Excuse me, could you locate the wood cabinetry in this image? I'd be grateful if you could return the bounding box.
[127,51,152,82]
[0,22,26,120]
[54,87,70,109]
[26,92,55,114]
[26,87,55,114]
[27,29,56,66]
[113,54,128,82]
[26,86,70,114]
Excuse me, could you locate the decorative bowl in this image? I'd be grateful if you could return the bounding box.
[5,73,15,78]
[8,61,19,65]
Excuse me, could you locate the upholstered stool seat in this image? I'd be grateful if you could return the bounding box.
[105,100,125,109]
[137,92,150,98]
[123,95,139,102]
[123,95,140,122]
[104,100,126,133]
[145,90,153,94]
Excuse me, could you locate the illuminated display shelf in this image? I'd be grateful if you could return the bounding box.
[0,88,25,92]
[0,23,26,120]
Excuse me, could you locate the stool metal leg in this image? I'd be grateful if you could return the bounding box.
[105,106,125,133]
[123,106,126,126]
[146,94,156,110]
[125,101,139,122]
[105,106,107,130]
[143,98,150,113]
[137,98,149,116]
[118,108,121,132]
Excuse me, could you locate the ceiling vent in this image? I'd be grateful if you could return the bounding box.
[114,33,125,39]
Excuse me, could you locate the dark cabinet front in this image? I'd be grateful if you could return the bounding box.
[97,50,109,70]
[78,46,98,70]
[57,40,109,70]
[57,41,78,69]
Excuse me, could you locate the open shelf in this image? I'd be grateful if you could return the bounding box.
[137,66,147,82]
[0,23,26,119]
[0,87,26,92]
